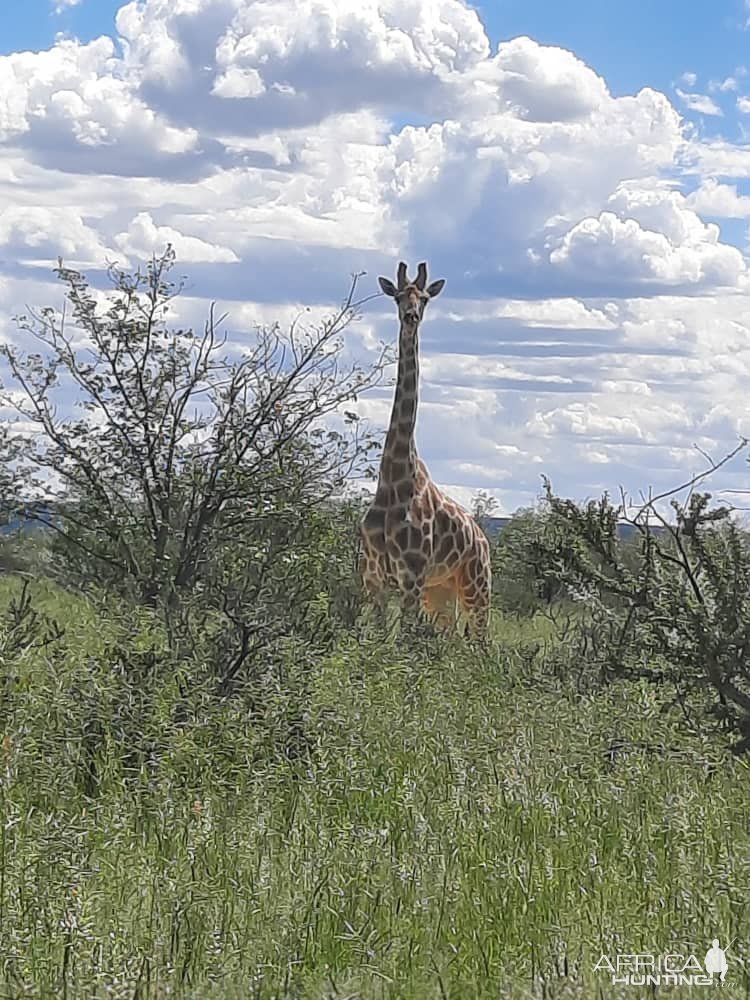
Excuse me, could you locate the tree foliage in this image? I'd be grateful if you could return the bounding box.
[537,443,750,753]
[0,248,388,691]
[488,506,564,615]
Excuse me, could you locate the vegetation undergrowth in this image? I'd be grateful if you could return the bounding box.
[0,577,747,999]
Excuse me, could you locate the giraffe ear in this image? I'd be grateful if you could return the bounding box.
[378,277,398,297]
[426,279,445,298]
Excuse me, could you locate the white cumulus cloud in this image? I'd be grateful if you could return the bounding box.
[114,212,240,263]
[687,179,750,218]
[675,88,723,116]
[1,0,750,510]
[550,181,746,289]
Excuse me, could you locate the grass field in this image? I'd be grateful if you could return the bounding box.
[0,577,748,998]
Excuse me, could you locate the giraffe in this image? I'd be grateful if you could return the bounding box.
[359,261,492,641]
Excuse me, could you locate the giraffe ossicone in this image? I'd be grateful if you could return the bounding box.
[359,260,492,640]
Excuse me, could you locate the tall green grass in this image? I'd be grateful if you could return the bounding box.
[0,578,747,998]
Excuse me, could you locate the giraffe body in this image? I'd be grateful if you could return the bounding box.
[360,261,492,640]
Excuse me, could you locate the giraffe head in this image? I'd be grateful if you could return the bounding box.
[378,261,445,329]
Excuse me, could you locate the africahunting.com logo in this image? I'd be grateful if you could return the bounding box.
[594,939,733,988]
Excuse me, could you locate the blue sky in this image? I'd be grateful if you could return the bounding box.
[3,0,750,513]
[0,1,121,53]
[4,0,749,106]
[486,0,748,101]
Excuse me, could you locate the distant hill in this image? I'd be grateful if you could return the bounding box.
[481,516,669,539]
[0,510,55,536]
[482,517,511,537]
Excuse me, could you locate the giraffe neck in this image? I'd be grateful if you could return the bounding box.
[380,319,419,483]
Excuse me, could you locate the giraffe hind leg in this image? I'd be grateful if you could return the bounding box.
[422,581,459,635]
[456,562,491,645]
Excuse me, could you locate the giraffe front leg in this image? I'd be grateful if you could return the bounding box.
[359,545,390,637]
[394,563,438,642]
[362,575,389,635]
